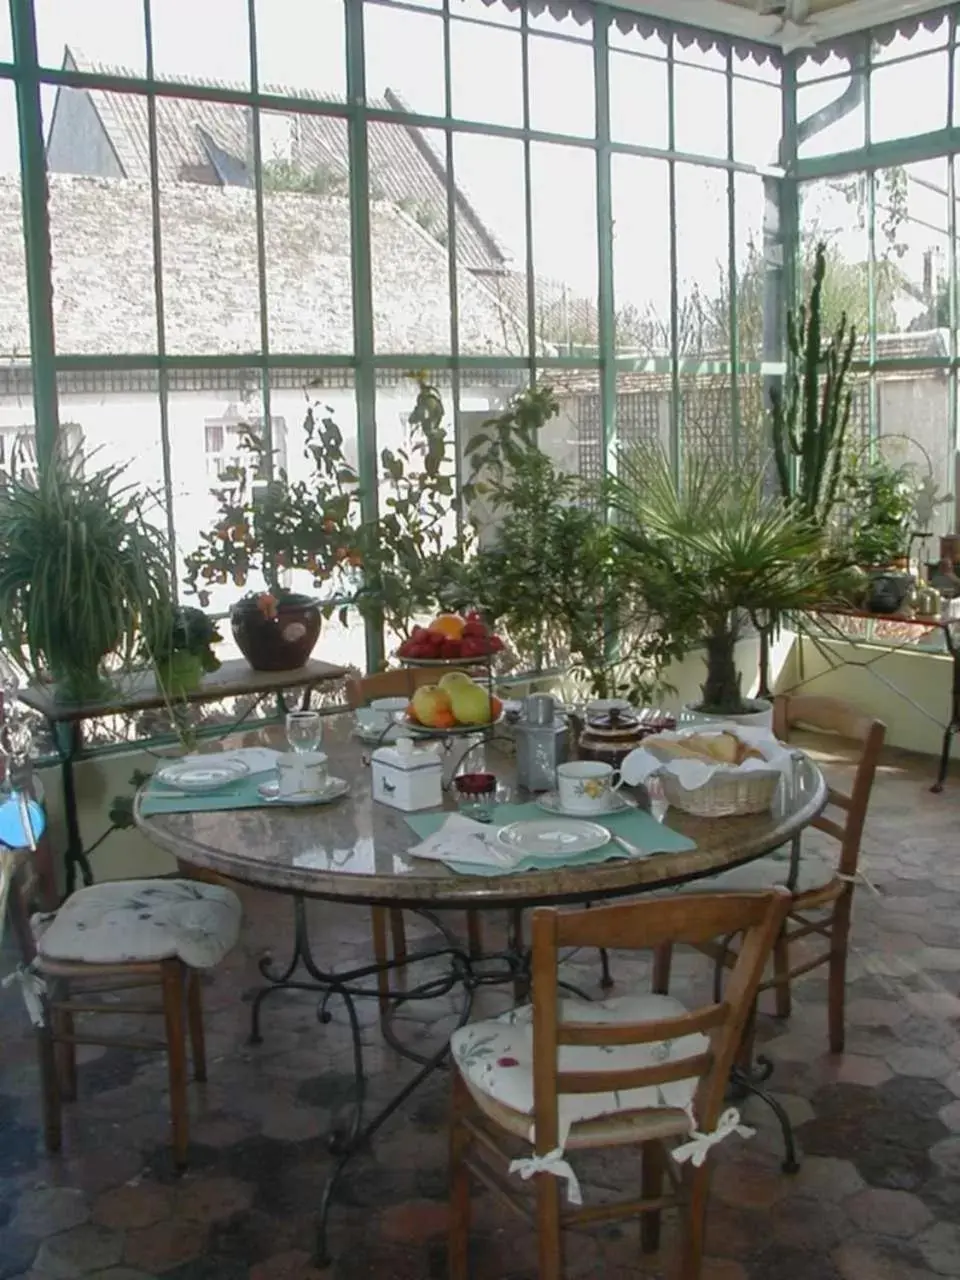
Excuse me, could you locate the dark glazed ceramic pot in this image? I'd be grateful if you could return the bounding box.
[230,594,322,672]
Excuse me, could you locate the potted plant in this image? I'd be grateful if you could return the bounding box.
[184,402,361,671]
[142,605,222,697]
[842,455,915,570]
[0,447,173,702]
[609,445,849,725]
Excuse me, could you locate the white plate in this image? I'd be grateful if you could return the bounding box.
[352,724,405,745]
[535,790,632,818]
[258,776,350,806]
[494,818,610,859]
[155,757,249,793]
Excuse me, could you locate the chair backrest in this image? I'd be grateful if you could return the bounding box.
[529,890,790,1155]
[773,693,886,879]
[344,667,446,708]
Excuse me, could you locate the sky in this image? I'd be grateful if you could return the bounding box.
[0,0,951,327]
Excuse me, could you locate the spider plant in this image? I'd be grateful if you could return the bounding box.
[0,448,173,702]
[609,445,848,716]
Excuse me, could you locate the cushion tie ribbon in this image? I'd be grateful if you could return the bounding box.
[2,962,47,1027]
[671,1107,754,1167]
[508,1148,583,1205]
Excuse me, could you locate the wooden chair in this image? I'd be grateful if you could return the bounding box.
[449,889,789,1280]
[4,851,241,1170]
[346,669,485,1012]
[652,693,886,1054]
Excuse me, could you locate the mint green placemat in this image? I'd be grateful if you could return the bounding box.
[405,802,695,876]
[139,771,277,816]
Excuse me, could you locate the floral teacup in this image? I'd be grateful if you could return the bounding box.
[556,761,623,814]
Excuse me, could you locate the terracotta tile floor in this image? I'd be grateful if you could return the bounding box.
[2,735,960,1279]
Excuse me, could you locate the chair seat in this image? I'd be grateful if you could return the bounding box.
[671,847,837,897]
[450,993,706,1145]
[34,878,242,969]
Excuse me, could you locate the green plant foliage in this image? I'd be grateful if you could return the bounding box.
[842,456,916,567]
[770,239,856,526]
[0,448,173,702]
[609,445,848,716]
[183,403,361,604]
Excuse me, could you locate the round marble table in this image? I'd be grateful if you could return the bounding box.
[134,716,828,909]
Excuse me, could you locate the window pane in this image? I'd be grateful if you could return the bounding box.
[876,375,952,546]
[57,371,168,542]
[151,0,251,86]
[449,18,522,128]
[799,178,870,336]
[612,154,670,357]
[535,370,601,484]
[369,123,451,353]
[734,172,766,366]
[528,35,595,138]
[256,0,346,99]
[262,113,353,354]
[872,51,948,143]
[452,0,520,27]
[530,143,597,355]
[0,82,29,360]
[35,0,146,74]
[609,22,666,58]
[453,133,528,357]
[733,76,781,168]
[0,5,9,61]
[797,49,860,84]
[609,49,668,150]
[875,160,948,335]
[364,2,444,118]
[798,74,865,158]
[45,89,159,355]
[673,65,727,161]
[873,15,949,63]
[158,99,262,356]
[527,9,591,40]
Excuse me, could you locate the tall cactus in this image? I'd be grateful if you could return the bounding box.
[770,241,856,526]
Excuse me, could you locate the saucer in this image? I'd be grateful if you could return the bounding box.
[258,776,350,806]
[535,790,631,818]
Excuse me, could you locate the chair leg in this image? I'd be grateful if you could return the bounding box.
[828,898,852,1055]
[772,928,792,1019]
[678,1163,711,1280]
[640,1140,665,1253]
[535,1168,563,1280]
[466,909,484,959]
[389,908,408,967]
[37,1018,62,1153]
[186,970,207,1083]
[370,907,391,1019]
[51,1005,78,1102]
[161,959,189,1172]
[652,943,673,995]
[448,1072,472,1280]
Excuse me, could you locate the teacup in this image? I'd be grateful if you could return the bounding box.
[277,750,328,798]
[556,760,623,814]
[356,696,409,737]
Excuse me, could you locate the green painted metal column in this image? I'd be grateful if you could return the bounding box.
[9,0,59,461]
[594,7,616,477]
[345,0,383,674]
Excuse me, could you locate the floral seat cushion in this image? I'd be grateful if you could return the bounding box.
[450,992,707,1141]
[34,878,242,969]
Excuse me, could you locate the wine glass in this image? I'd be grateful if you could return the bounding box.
[285,710,323,754]
[646,774,668,823]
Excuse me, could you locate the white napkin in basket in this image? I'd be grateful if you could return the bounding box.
[408,814,521,870]
[620,723,793,794]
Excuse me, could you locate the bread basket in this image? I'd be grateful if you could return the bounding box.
[658,767,780,817]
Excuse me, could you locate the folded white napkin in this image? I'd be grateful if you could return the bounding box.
[408,814,521,870]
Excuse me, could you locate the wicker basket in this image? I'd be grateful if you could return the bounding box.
[659,767,780,818]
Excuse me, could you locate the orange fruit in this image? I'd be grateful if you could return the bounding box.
[490,696,503,721]
[429,613,465,640]
[432,709,457,729]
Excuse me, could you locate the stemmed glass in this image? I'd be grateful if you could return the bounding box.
[645,774,668,823]
[285,710,323,754]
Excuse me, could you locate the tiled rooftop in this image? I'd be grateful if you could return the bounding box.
[2,735,960,1279]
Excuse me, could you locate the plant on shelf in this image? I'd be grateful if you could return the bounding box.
[609,445,849,718]
[461,386,681,700]
[0,446,173,702]
[141,604,222,697]
[183,400,361,671]
[841,454,916,569]
[353,374,476,643]
[770,239,856,527]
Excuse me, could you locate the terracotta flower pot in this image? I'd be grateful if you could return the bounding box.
[230,595,322,672]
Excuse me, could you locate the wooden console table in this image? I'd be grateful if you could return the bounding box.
[19,657,347,894]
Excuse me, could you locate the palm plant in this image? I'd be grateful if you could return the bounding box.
[0,447,173,702]
[609,446,847,716]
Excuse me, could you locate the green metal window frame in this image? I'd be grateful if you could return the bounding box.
[4,0,959,680]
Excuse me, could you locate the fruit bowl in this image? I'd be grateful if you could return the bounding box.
[395,611,505,664]
[403,670,504,736]
[403,708,506,738]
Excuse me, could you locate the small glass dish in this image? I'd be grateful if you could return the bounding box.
[454,771,498,823]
